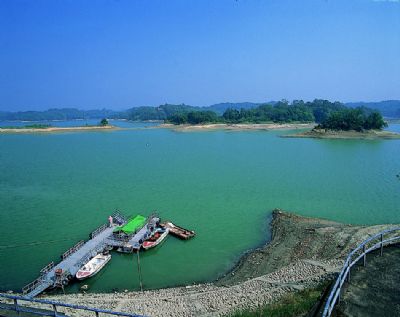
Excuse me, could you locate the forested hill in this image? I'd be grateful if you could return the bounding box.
[166,100,387,131]
[207,102,262,115]
[1,99,399,122]
[0,108,127,121]
[167,100,345,125]
[346,100,400,118]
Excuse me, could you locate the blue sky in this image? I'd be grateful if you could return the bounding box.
[0,0,399,111]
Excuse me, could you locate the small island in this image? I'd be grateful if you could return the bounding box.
[283,108,400,139]
[0,118,118,134]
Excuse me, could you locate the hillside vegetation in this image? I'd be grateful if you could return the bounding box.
[0,100,395,128]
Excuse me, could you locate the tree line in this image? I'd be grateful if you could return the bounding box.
[0,100,388,131]
[166,100,387,131]
[317,107,387,131]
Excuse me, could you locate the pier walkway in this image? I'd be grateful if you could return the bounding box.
[21,211,161,298]
[23,226,115,298]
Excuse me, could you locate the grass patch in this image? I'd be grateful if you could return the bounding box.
[229,282,329,317]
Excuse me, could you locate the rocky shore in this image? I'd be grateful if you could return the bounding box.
[5,211,398,316]
[282,128,400,139]
[159,123,316,132]
[0,125,118,133]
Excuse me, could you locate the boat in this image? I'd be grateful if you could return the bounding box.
[160,222,195,240]
[142,228,169,250]
[75,253,111,280]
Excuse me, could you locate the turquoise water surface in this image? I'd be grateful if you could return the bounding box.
[0,124,399,293]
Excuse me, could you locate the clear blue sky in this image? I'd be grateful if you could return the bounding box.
[0,0,399,111]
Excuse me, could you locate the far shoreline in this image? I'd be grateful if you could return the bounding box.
[282,128,400,140]
[0,125,118,134]
[158,122,316,131]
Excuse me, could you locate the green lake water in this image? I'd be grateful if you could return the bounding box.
[1,124,399,293]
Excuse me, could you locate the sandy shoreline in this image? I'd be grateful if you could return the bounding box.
[282,129,400,139]
[159,123,316,132]
[5,210,398,316]
[0,125,118,133]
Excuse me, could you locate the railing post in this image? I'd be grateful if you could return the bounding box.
[347,264,351,283]
[380,233,384,256]
[363,245,366,267]
[14,298,18,312]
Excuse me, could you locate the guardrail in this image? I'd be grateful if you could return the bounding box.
[22,278,45,295]
[75,240,107,270]
[61,240,84,260]
[0,293,145,317]
[40,262,55,276]
[90,224,108,239]
[112,210,128,225]
[322,227,400,317]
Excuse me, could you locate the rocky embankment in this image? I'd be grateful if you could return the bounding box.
[8,211,399,317]
[159,123,316,132]
[282,128,400,139]
[0,125,117,133]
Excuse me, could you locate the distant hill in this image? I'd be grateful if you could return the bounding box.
[346,100,400,118]
[127,104,197,121]
[2,100,399,122]
[126,102,274,120]
[206,102,262,115]
[0,108,127,121]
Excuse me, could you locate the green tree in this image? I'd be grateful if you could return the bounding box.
[100,118,109,126]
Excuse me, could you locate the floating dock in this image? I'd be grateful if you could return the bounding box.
[22,211,161,298]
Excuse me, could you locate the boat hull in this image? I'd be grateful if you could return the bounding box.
[142,228,169,250]
[76,254,111,280]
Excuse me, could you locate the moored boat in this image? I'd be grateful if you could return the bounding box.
[142,228,169,250]
[160,221,195,240]
[75,253,111,280]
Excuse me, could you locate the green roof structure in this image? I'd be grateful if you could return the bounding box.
[114,214,146,234]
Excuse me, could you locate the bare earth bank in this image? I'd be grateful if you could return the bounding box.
[159,123,316,132]
[282,129,400,139]
[0,125,118,133]
[8,211,399,317]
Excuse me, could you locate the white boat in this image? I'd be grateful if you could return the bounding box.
[142,228,169,250]
[76,253,111,280]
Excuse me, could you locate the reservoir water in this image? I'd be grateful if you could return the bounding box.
[0,123,399,293]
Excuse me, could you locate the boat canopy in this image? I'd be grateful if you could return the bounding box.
[114,214,146,234]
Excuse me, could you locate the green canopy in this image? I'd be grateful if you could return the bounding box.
[114,214,146,234]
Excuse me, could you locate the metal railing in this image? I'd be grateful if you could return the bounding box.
[0,293,145,317]
[90,224,108,239]
[61,240,85,260]
[322,227,400,317]
[22,277,46,295]
[112,210,128,225]
[40,262,55,276]
[75,240,107,270]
